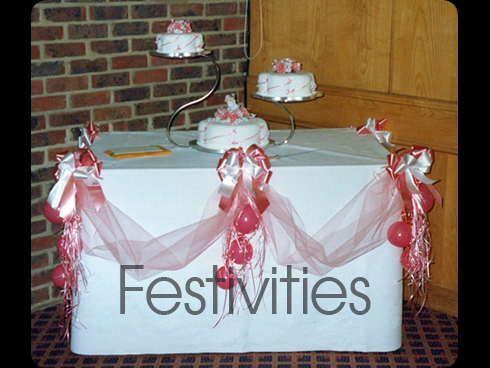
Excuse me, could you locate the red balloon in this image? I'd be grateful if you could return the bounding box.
[419,185,434,213]
[215,266,237,290]
[44,201,64,225]
[387,221,413,248]
[228,236,253,265]
[235,204,260,234]
[400,247,421,273]
[51,265,66,288]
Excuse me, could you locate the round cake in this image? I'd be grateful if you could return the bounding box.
[197,95,269,151]
[257,58,317,98]
[155,19,204,54]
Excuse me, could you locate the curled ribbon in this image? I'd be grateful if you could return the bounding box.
[354,118,394,149]
[47,149,105,222]
[216,144,272,213]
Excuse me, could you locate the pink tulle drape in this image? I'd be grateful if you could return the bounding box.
[78,169,404,281]
[265,172,403,275]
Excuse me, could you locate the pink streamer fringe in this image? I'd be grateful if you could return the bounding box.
[403,193,432,314]
[58,214,85,339]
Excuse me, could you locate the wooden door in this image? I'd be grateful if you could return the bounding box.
[246,0,458,316]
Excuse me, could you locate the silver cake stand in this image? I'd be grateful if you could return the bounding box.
[250,91,324,146]
[150,49,220,149]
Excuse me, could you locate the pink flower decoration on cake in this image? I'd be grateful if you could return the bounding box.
[215,106,251,123]
[214,94,253,123]
[272,58,302,73]
[274,62,288,73]
[167,19,192,34]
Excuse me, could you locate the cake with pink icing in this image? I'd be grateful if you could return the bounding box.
[155,20,204,54]
[257,58,317,98]
[197,95,269,151]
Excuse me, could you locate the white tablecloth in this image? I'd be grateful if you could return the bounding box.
[71,128,403,354]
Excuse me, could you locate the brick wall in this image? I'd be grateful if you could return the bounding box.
[31,0,248,311]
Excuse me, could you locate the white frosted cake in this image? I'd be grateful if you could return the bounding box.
[155,19,204,54]
[257,58,317,98]
[197,95,269,151]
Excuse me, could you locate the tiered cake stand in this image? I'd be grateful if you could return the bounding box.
[151,48,323,152]
[250,91,324,146]
[150,49,220,149]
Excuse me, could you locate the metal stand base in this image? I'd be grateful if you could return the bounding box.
[250,91,324,146]
[151,50,220,148]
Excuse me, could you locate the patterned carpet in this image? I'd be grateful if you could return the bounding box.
[31,302,457,368]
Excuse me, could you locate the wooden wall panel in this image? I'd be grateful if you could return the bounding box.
[391,0,458,101]
[249,0,393,92]
[429,153,458,291]
[247,0,458,316]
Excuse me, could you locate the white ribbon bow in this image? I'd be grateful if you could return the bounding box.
[218,152,241,198]
[78,128,92,149]
[47,152,99,218]
[217,151,266,198]
[364,118,394,149]
[394,152,437,194]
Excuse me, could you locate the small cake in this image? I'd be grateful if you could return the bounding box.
[155,19,204,54]
[197,95,269,151]
[257,58,317,98]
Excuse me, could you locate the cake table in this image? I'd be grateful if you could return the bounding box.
[71,128,403,355]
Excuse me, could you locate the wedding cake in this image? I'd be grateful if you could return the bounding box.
[197,95,269,151]
[155,19,204,54]
[257,58,317,98]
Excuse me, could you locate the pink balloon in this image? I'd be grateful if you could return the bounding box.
[215,266,237,290]
[228,236,253,265]
[51,265,65,288]
[387,221,413,248]
[419,185,434,213]
[235,204,260,234]
[44,201,64,225]
[400,247,421,273]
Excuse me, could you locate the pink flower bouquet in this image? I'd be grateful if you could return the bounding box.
[167,19,192,34]
[215,106,251,123]
[272,58,301,73]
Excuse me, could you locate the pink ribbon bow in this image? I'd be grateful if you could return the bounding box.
[216,144,272,213]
